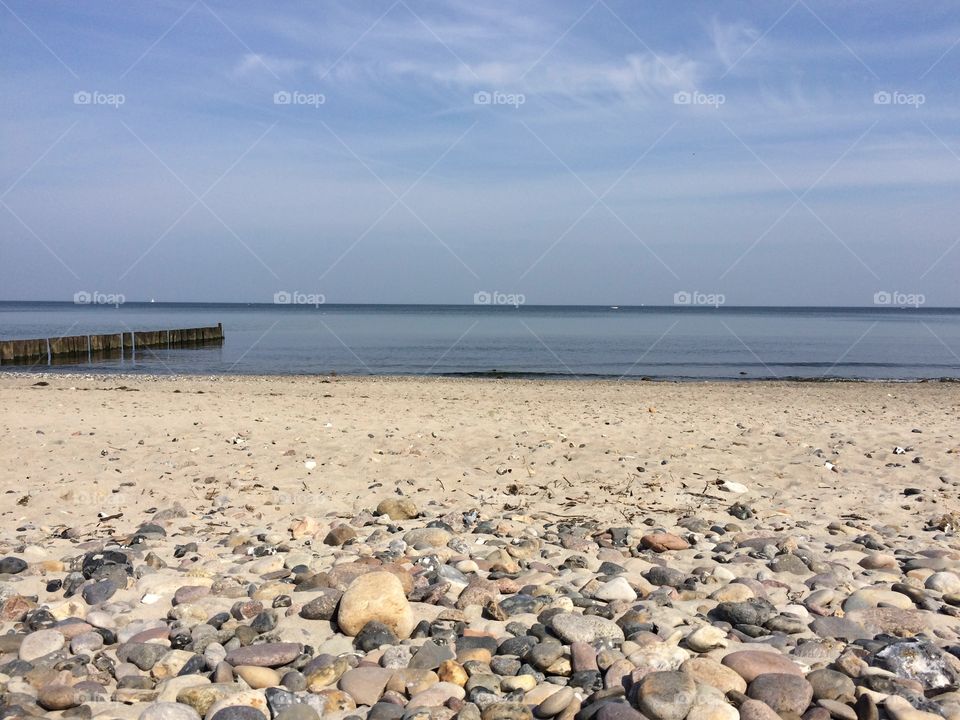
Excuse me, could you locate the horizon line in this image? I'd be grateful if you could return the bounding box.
[0,300,957,311]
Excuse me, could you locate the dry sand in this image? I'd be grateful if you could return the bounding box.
[1,374,957,534]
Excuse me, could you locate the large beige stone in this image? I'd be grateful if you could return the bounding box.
[337,571,414,638]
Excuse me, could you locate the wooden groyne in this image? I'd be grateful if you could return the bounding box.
[0,324,223,365]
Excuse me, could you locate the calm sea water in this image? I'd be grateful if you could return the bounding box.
[1,302,959,380]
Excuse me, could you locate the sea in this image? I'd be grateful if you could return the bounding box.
[1,302,959,381]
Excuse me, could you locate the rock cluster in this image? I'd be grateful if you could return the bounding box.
[2,494,960,720]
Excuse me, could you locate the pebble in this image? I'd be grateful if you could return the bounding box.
[535,686,575,718]
[406,682,466,709]
[338,667,393,706]
[738,699,783,720]
[594,577,638,602]
[299,589,342,620]
[138,702,203,720]
[376,498,419,520]
[747,673,814,715]
[234,665,281,689]
[806,669,856,703]
[636,671,697,720]
[224,643,302,668]
[925,571,960,594]
[275,707,320,720]
[549,613,625,644]
[686,625,728,652]
[37,684,82,711]
[682,658,748,695]
[722,651,803,682]
[0,556,28,574]
[337,571,415,638]
[641,533,690,552]
[482,702,534,720]
[18,628,65,661]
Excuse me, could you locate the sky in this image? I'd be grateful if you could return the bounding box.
[1,0,959,306]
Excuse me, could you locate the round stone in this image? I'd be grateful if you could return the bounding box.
[337,572,414,639]
[19,629,65,661]
[376,498,419,520]
[859,554,898,571]
[406,682,466,710]
[636,671,696,720]
[681,658,747,695]
[596,705,648,720]
[686,704,739,720]
[535,686,575,718]
[738,699,782,720]
[338,666,393,706]
[235,666,282,689]
[482,702,534,720]
[138,702,203,720]
[721,651,802,682]
[82,578,119,605]
[275,707,320,720]
[594,577,637,602]
[747,673,814,715]
[685,625,728,652]
[926,572,960,595]
[641,533,690,552]
[209,707,268,720]
[0,557,28,575]
[37,684,81,711]
[299,589,342,621]
[806,668,856,703]
[402,528,452,548]
[842,588,913,612]
[549,612,625,644]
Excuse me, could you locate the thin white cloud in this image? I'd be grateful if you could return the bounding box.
[710,18,761,69]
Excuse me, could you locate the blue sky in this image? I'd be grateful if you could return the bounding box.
[1,0,959,305]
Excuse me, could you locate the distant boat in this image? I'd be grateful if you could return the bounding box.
[610,306,619,310]
[150,298,156,303]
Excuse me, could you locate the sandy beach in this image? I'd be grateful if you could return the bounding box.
[1,374,959,719]
[1,375,957,532]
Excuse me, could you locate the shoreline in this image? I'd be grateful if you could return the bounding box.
[2,369,959,384]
